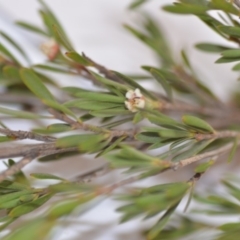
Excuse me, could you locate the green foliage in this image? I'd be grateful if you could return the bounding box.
[0,0,240,239]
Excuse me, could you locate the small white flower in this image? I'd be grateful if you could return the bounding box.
[125,88,145,112]
[40,38,59,60]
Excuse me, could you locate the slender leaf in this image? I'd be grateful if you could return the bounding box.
[65,51,91,66]
[0,31,30,62]
[20,68,55,101]
[16,21,48,36]
[182,115,215,133]
[150,69,172,100]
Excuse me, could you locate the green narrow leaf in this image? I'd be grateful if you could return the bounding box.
[9,194,53,218]
[210,0,238,15]
[38,151,80,162]
[113,71,157,100]
[33,64,73,74]
[182,115,215,133]
[56,134,106,148]
[52,25,74,51]
[221,49,240,58]
[150,69,172,101]
[148,200,181,239]
[181,49,192,70]
[227,138,238,163]
[194,159,215,173]
[64,100,121,111]
[0,106,45,119]
[158,129,191,139]
[39,0,72,44]
[33,123,71,134]
[73,92,125,103]
[0,42,20,65]
[128,0,149,9]
[0,31,30,62]
[232,62,240,71]
[30,173,66,181]
[89,71,128,93]
[215,56,240,64]
[19,194,37,202]
[47,194,94,218]
[43,99,77,119]
[7,159,29,186]
[0,198,22,210]
[163,4,208,15]
[135,132,161,143]
[219,222,240,232]
[218,26,240,38]
[133,112,144,124]
[3,219,54,240]
[20,68,55,101]
[16,21,48,36]
[97,136,126,157]
[147,112,185,129]
[0,190,33,205]
[90,108,130,117]
[3,65,20,80]
[172,140,213,162]
[65,51,91,66]
[195,43,230,53]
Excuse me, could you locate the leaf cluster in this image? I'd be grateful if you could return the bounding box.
[0,0,240,239]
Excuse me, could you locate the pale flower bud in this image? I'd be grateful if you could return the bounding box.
[40,38,59,60]
[125,88,145,112]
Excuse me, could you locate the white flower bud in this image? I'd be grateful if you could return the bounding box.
[41,38,59,60]
[125,88,145,112]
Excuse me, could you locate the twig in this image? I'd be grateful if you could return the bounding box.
[0,93,43,110]
[0,142,77,159]
[0,152,39,183]
[82,53,123,83]
[49,109,137,139]
[194,130,240,141]
[175,142,238,168]
[73,163,111,183]
[99,174,142,194]
[0,128,56,142]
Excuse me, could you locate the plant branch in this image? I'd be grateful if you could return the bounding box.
[0,93,43,110]
[100,174,142,194]
[0,142,77,159]
[82,53,123,83]
[175,142,238,168]
[49,109,137,139]
[0,152,39,183]
[194,130,240,141]
[73,163,111,183]
[0,128,56,142]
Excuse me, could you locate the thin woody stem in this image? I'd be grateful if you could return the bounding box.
[49,109,137,139]
[159,98,240,123]
[82,53,123,83]
[101,175,142,194]
[0,128,56,142]
[194,131,240,141]
[73,163,111,183]
[0,153,39,183]
[175,142,238,168]
[0,142,77,159]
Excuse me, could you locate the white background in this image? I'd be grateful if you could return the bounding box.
[0,1,239,239]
